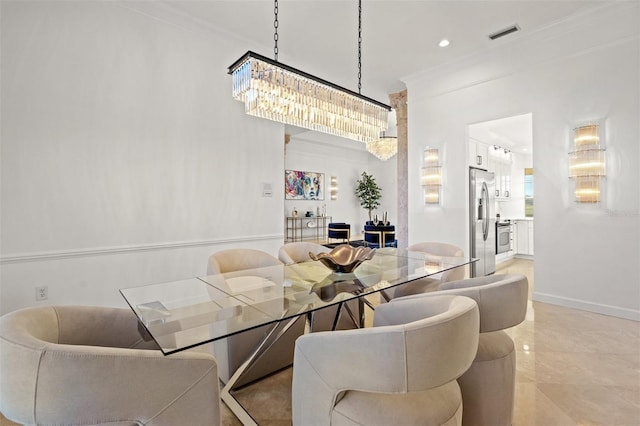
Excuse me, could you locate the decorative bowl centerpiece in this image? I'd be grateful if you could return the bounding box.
[309,244,375,274]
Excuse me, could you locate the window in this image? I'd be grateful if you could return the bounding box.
[524,168,534,217]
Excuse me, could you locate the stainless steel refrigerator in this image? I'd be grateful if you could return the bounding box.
[469,168,496,277]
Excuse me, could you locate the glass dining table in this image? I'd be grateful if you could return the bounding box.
[120,247,476,425]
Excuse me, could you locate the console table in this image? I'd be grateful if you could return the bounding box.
[286,215,331,242]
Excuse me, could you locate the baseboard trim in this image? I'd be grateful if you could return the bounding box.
[0,234,284,264]
[533,291,640,321]
[514,254,534,260]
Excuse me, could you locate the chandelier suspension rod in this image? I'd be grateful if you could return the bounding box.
[274,0,279,61]
[358,0,362,94]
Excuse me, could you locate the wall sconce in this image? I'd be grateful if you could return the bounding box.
[421,148,442,204]
[569,123,605,203]
[330,176,338,200]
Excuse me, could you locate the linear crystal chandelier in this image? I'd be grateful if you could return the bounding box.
[228,0,390,143]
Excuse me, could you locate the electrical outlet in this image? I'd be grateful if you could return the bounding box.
[36,286,48,301]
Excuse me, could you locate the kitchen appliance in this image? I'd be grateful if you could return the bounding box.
[469,168,496,277]
[496,221,511,254]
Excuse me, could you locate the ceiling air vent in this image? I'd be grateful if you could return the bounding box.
[488,24,520,40]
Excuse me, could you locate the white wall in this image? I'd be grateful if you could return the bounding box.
[0,1,399,314]
[0,1,286,313]
[405,2,639,320]
[405,104,470,251]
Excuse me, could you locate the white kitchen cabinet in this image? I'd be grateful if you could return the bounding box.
[516,221,527,254]
[495,161,512,199]
[515,220,534,256]
[489,151,512,199]
[469,140,489,169]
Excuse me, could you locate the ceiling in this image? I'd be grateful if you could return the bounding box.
[469,113,533,155]
[163,0,607,151]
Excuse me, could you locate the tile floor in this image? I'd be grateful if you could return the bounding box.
[2,258,638,426]
[500,260,640,426]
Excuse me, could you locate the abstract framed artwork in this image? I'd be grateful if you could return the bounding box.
[285,170,324,200]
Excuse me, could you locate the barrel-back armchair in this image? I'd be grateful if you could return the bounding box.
[392,274,529,426]
[292,294,480,425]
[0,305,221,425]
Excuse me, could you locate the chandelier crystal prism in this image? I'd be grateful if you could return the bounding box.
[366,135,398,161]
[229,51,390,143]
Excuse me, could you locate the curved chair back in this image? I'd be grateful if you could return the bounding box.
[372,295,480,388]
[393,273,529,426]
[278,242,330,265]
[292,294,479,425]
[207,248,282,275]
[438,273,529,332]
[408,241,466,282]
[278,242,362,333]
[409,241,464,257]
[0,306,220,426]
[327,222,351,242]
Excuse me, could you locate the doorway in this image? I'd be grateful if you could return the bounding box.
[467,113,534,283]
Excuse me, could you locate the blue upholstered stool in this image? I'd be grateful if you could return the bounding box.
[364,224,397,248]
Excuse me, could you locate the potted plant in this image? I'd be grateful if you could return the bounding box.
[355,171,382,223]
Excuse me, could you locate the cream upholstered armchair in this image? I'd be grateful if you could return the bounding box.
[292,294,480,426]
[207,248,284,276]
[394,274,529,426]
[278,241,330,264]
[381,241,466,301]
[278,242,362,332]
[409,241,466,283]
[0,305,220,426]
[206,248,306,387]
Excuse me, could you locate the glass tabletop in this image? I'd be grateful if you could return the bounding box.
[120,248,476,355]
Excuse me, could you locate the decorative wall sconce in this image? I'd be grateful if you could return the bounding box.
[421,148,442,204]
[330,176,339,200]
[569,123,606,203]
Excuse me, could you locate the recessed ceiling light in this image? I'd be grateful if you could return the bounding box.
[438,39,450,48]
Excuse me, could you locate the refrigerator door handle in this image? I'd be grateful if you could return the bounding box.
[481,182,489,241]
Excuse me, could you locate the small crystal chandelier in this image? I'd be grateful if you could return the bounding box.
[366,135,398,161]
[366,109,398,161]
[228,0,390,143]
